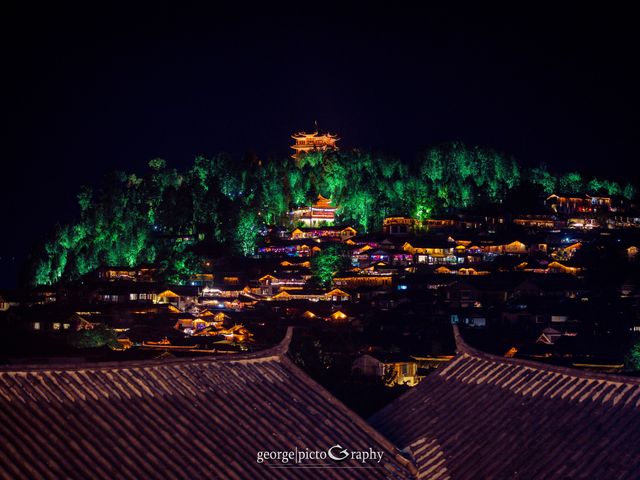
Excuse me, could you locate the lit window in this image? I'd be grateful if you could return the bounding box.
[33,322,41,330]
[63,323,71,330]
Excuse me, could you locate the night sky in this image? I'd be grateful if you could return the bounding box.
[2,4,639,287]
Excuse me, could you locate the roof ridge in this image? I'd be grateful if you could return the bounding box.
[279,352,418,476]
[0,327,294,374]
[453,324,640,385]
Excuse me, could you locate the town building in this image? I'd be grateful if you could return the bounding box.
[289,194,337,227]
[290,225,356,241]
[352,353,420,386]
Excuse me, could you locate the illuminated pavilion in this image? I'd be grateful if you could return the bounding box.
[289,194,337,227]
[291,128,339,161]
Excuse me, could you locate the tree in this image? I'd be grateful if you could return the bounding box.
[77,185,93,215]
[161,246,199,284]
[529,165,557,194]
[235,209,261,257]
[559,172,583,194]
[67,325,120,349]
[602,180,621,196]
[625,341,640,371]
[588,177,604,194]
[148,158,167,171]
[311,245,349,286]
[623,183,636,200]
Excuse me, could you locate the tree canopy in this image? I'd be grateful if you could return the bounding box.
[67,325,120,349]
[29,143,635,286]
[626,340,640,371]
[311,245,350,287]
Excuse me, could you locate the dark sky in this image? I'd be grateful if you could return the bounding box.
[2,4,639,287]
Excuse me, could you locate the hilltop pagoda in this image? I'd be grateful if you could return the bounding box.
[291,127,339,161]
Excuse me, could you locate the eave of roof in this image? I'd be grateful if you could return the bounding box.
[0,328,416,479]
[370,326,640,479]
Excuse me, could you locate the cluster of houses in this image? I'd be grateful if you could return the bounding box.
[2,189,640,379]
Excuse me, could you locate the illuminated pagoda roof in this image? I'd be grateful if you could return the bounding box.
[313,193,334,209]
[291,126,339,160]
[370,325,640,480]
[291,129,340,141]
[289,194,336,212]
[0,328,414,479]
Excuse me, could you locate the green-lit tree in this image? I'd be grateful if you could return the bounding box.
[625,340,640,371]
[559,172,583,194]
[67,325,120,349]
[235,208,261,257]
[623,183,636,200]
[311,245,349,287]
[529,165,557,195]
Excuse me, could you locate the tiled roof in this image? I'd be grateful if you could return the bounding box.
[370,326,640,479]
[0,328,414,479]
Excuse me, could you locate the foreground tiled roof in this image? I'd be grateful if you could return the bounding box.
[0,328,414,479]
[370,326,640,480]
